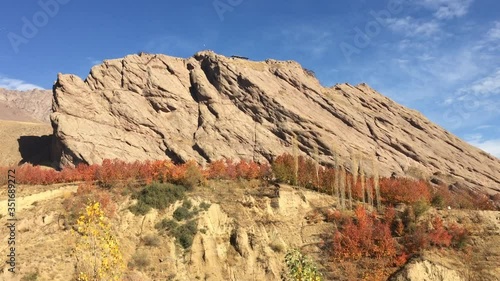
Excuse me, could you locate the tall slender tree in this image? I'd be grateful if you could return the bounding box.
[351,153,359,209]
[340,166,346,210]
[360,164,366,205]
[292,133,299,186]
[372,156,381,211]
[313,143,320,192]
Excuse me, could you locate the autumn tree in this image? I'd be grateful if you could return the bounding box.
[73,202,124,281]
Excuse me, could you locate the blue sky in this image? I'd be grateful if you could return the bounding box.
[0,0,499,157]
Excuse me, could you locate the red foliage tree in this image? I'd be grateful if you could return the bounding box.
[379,178,431,204]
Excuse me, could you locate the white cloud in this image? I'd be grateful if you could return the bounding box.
[474,21,500,52]
[386,17,440,37]
[416,0,474,20]
[467,134,500,158]
[463,69,500,96]
[0,76,43,91]
[86,57,102,66]
[486,21,500,41]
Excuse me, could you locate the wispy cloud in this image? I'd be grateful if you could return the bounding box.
[466,134,500,158]
[474,21,500,52]
[86,57,102,66]
[386,17,441,37]
[416,0,474,20]
[462,69,500,96]
[486,21,500,41]
[0,75,43,91]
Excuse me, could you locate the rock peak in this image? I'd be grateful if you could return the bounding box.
[50,51,500,194]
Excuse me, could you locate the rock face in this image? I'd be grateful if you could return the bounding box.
[388,257,465,281]
[51,51,500,194]
[0,88,52,123]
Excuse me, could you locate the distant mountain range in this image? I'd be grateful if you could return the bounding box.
[0,88,51,123]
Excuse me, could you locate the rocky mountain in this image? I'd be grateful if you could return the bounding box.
[0,88,52,123]
[51,51,500,194]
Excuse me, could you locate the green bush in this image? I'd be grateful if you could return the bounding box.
[129,201,151,216]
[182,199,193,209]
[156,218,198,249]
[173,206,194,221]
[171,220,198,249]
[155,218,179,231]
[130,182,186,215]
[199,201,211,211]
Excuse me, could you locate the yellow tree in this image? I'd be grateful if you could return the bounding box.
[73,201,124,281]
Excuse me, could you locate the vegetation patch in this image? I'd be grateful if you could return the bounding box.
[284,248,323,281]
[129,250,150,269]
[21,272,39,281]
[142,234,161,247]
[155,199,207,249]
[156,218,198,249]
[129,182,186,215]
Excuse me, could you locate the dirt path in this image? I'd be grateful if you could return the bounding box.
[0,184,78,217]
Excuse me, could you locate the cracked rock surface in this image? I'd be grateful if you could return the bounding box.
[52,51,500,194]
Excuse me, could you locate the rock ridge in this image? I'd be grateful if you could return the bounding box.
[51,51,500,194]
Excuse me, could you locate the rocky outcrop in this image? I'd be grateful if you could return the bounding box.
[0,88,52,122]
[51,51,500,194]
[388,257,465,281]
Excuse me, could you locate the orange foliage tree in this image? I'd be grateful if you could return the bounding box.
[379,178,431,204]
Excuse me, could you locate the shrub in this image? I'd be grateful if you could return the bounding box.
[180,161,204,189]
[143,234,161,247]
[413,199,430,218]
[129,251,150,268]
[173,206,193,221]
[269,240,285,253]
[379,178,431,204]
[182,199,193,209]
[284,249,323,281]
[21,272,39,281]
[402,215,469,253]
[171,220,198,249]
[431,193,445,208]
[448,223,469,249]
[155,219,178,231]
[199,202,211,211]
[129,201,152,216]
[63,182,117,222]
[156,218,198,249]
[331,206,396,261]
[130,182,186,215]
[206,159,227,179]
[428,217,452,247]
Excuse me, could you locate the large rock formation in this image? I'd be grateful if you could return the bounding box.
[0,88,52,123]
[51,51,500,194]
[388,257,465,281]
